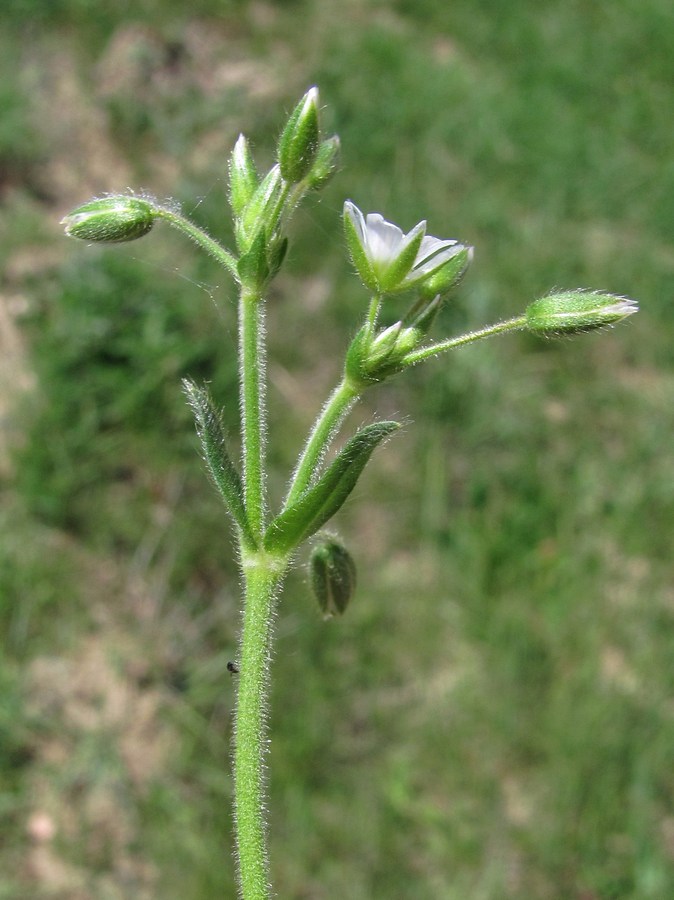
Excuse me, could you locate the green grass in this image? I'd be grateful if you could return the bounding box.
[2,1,674,897]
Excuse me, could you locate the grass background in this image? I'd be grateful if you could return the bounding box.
[1,1,673,897]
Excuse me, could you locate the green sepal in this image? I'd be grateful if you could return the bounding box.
[182,379,256,548]
[277,87,320,184]
[344,325,375,387]
[308,136,340,190]
[377,222,425,292]
[268,236,288,280]
[418,246,472,300]
[238,165,284,252]
[264,421,400,555]
[228,134,259,218]
[343,205,377,291]
[402,293,443,335]
[237,229,270,291]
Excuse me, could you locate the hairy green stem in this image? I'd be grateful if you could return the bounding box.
[239,287,267,538]
[284,376,361,508]
[153,206,239,279]
[235,556,286,900]
[402,315,527,365]
[365,293,382,335]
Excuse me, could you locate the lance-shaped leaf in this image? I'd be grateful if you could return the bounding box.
[182,379,256,547]
[264,421,400,555]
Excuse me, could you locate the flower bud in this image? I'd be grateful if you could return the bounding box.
[228,134,259,218]
[307,135,340,190]
[277,87,320,184]
[310,538,356,617]
[525,291,639,337]
[345,321,423,387]
[62,196,155,243]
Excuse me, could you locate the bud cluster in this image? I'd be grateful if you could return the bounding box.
[229,87,340,291]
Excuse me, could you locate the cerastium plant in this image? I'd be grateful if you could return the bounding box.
[62,88,638,898]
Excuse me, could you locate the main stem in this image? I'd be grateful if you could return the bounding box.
[235,557,285,900]
[239,287,266,537]
[235,282,276,899]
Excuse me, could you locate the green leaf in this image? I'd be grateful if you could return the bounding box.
[182,379,256,547]
[264,421,400,555]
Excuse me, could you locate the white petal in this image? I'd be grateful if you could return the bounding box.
[364,214,405,265]
[414,235,458,267]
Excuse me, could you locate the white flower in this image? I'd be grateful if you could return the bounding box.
[343,200,468,293]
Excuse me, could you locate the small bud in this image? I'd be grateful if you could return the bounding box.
[310,538,356,617]
[525,290,639,337]
[307,135,340,190]
[367,322,403,366]
[228,134,259,218]
[62,196,155,243]
[278,87,321,184]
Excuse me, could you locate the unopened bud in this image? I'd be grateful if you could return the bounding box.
[62,196,155,243]
[310,538,356,617]
[525,291,638,337]
[278,87,320,184]
[308,135,340,190]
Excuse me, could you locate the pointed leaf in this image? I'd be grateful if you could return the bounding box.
[264,421,399,555]
[183,380,256,547]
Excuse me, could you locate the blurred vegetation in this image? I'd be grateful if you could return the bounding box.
[1,0,673,897]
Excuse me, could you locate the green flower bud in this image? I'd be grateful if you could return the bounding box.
[278,87,320,184]
[62,195,155,243]
[228,134,259,218]
[345,321,423,388]
[310,538,356,617]
[308,135,340,190]
[525,291,639,337]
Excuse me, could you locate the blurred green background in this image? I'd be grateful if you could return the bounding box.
[1,1,673,897]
